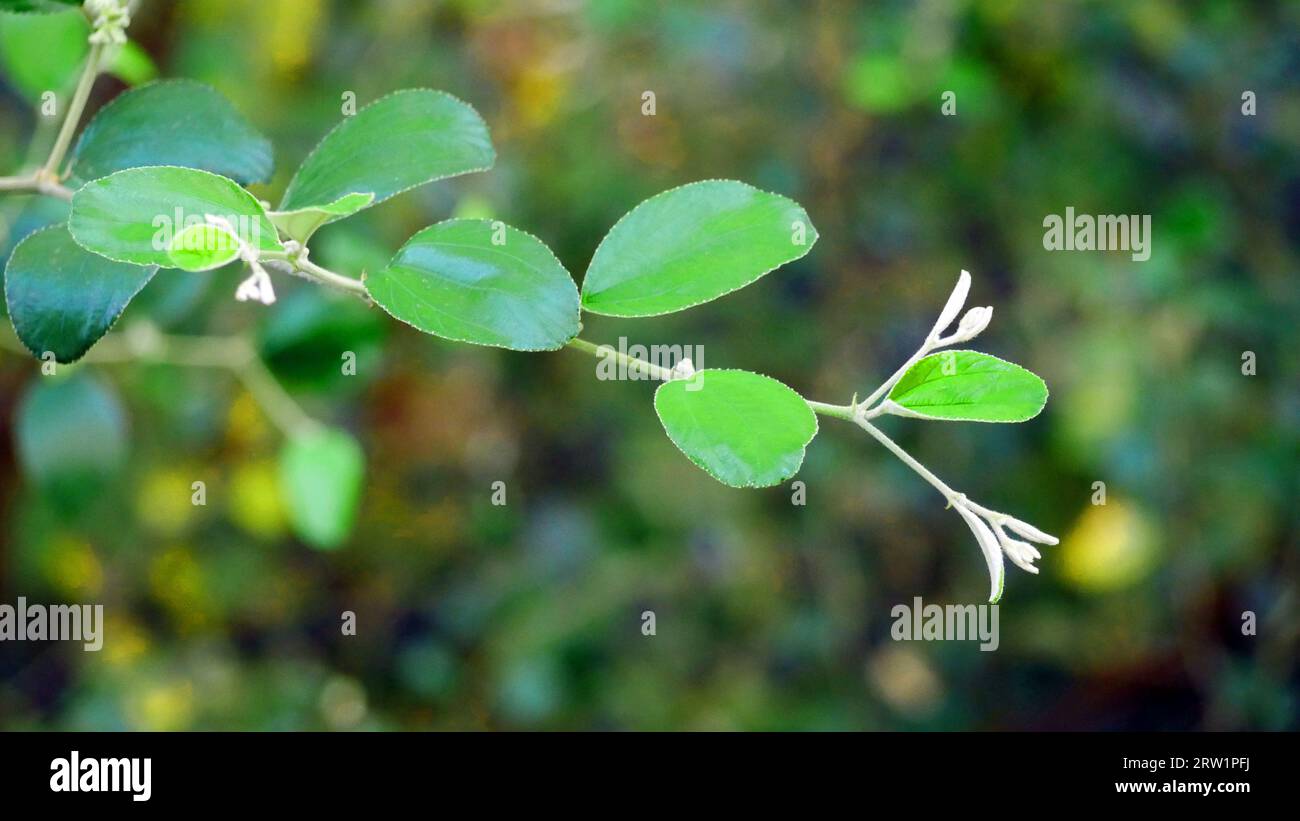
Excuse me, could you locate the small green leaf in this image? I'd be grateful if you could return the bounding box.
[653,369,818,488]
[279,428,364,550]
[0,8,86,101]
[166,221,241,272]
[104,39,157,86]
[887,350,1048,422]
[4,224,155,363]
[581,180,818,317]
[279,88,494,212]
[70,80,273,184]
[268,191,374,245]
[69,166,282,267]
[15,372,128,512]
[366,218,580,351]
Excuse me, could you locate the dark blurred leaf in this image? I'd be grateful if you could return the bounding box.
[15,371,128,511]
[258,285,385,392]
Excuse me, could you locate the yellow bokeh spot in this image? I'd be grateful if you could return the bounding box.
[261,0,324,78]
[511,66,567,130]
[1060,499,1160,592]
[227,460,287,540]
[128,680,195,732]
[149,546,210,631]
[43,536,103,598]
[136,468,198,537]
[100,616,150,668]
[226,391,272,450]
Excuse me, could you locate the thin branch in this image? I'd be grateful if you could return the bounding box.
[42,41,105,180]
[0,323,323,439]
[295,256,370,300]
[565,337,677,381]
[0,174,74,200]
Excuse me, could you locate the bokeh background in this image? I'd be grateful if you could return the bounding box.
[1,0,1297,730]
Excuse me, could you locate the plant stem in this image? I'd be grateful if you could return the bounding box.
[805,399,855,420]
[851,415,961,505]
[565,336,675,381]
[858,337,935,411]
[41,40,105,180]
[1,322,322,439]
[0,174,74,200]
[295,257,370,300]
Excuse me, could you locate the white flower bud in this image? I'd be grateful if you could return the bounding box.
[234,264,276,306]
[1004,516,1059,546]
[953,305,993,342]
[999,534,1041,574]
[930,270,970,340]
[954,502,1005,603]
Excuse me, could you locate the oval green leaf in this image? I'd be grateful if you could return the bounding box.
[279,428,364,550]
[366,218,580,351]
[581,180,818,317]
[653,369,819,488]
[70,79,273,184]
[887,350,1049,422]
[279,89,494,213]
[69,166,282,267]
[4,224,155,363]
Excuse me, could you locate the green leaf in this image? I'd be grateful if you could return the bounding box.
[268,191,374,245]
[0,8,87,101]
[581,180,818,317]
[258,285,387,394]
[887,350,1049,422]
[70,80,273,184]
[366,218,580,351]
[279,428,364,550]
[0,1,80,12]
[166,221,241,272]
[69,166,282,267]
[15,372,128,512]
[0,194,69,269]
[104,39,157,86]
[279,88,494,213]
[653,369,818,488]
[4,224,155,363]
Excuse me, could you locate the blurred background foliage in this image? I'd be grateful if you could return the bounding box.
[0,0,1297,730]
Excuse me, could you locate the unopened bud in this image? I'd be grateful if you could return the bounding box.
[952,305,992,342]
